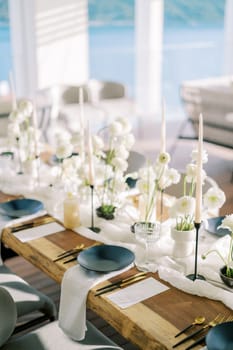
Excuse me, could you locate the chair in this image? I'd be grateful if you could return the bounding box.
[0,264,56,333]
[0,286,122,350]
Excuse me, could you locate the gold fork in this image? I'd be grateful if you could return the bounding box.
[173,314,225,348]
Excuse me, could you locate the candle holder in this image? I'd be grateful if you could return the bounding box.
[88,185,101,233]
[186,222,205,281]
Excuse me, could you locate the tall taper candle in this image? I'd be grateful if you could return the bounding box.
[9,71,17,110]
[87,122,95,186]
[160,99,166,153]
[195,113,203,224]
[79,87,85,161]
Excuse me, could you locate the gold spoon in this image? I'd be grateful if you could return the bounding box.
[174,315,205,338]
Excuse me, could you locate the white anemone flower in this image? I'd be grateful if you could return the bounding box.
[138,166,156,181]
[218,214,233,233]
[186,163,206,183]
[174,196,195,216]
[191,148,208,164]
[18,99,34,117]
[92,135,104,152]
[157,152,171,165]
[136,178,155,194]
[55,142,73,160]
[203,187,226,210]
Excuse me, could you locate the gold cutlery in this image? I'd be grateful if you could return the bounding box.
[53,244,85,262]
[185,315,233,350]
[62,242,102,264]
[10,216,55,233]
[173,314,225,348]
[96,271,147,292]
[175,316,205,337]
[95,273,148,296]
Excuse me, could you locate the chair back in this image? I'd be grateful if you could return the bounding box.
[0,287,17,346]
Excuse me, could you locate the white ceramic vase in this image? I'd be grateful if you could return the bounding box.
[170,226,196,258]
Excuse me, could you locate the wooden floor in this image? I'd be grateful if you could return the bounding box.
[3,120,233,349]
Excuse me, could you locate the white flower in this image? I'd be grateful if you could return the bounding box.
[157,152,171,165]
[109,121,123,136]
[55,142,73,160]
[136,178,155,194]
[111,157,128,172]
[18,99,34,117]
[55,130,71,144]
[116,117,132,133]
[186,163,206,183]
[203,187,226,210]
[115,145,129,160]
[122,133,135,149]
[168,168,181,184]
[191,148,208,164]
[7,122,20,138]
[9,110,25,124]
[218,214,233,233]
[174,196,195,216]
[138,166,156,181]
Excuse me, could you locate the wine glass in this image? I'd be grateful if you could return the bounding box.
[134,221,160,272]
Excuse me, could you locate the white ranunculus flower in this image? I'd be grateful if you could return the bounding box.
[136,178,155,194]
[55,142,73,160]
[218,214,233,233]
[116,116,132,133]
[168,168,181,184]
[111,157,128,172]
[122,133,135,149]
[174,196,195,216]
[157,152,171,165]
[203,187,226,210]
[186,163,206,183]
[138,166,156,181]
[115,145,129,160]
[18,99,34,117]
[109,121,123,136]
[191,148,208,164]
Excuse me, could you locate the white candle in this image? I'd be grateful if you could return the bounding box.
[32,105,39,157]
[195,113,203,224]
[9,71,17,110]
[160,99,166,153]
[79,87,84,131]
[87,122,95,186]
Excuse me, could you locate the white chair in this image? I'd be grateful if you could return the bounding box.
[0,265,56,333]
[0,286,122,350]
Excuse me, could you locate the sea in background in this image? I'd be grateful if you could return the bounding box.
[0,23,225,119]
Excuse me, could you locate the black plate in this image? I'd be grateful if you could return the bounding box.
[0,198,44,218]
[206,322,233,350]
[77,245,135,272]
[204,217,230,237]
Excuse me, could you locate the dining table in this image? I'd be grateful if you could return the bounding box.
[0,190,232,350]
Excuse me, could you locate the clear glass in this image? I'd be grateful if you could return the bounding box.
[134,221,160,272]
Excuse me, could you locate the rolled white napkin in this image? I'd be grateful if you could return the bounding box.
[158,266,233,311]
[58,263,133,341]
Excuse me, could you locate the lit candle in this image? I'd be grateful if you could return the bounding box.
[87,122,95,186]
[9,71,17,110]
[195,113,203,224]
[160,99,166,153]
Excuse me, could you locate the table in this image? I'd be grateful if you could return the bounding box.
[0,192,231,350]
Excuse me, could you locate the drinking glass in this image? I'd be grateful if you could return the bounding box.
[134,221,160,272]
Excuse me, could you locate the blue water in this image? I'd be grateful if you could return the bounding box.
[0,23,225,114]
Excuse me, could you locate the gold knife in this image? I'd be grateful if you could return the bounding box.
[10,216,54,232]
[96,272,147,292]
[95,274,148,296]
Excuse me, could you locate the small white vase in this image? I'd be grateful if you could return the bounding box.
[170,226,196,258]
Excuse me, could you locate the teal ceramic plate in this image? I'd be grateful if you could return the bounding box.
[0,198,44,218]
[206,322,233,350]
[78,245,135,272]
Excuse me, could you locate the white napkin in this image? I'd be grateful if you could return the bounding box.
[58,263,133,341]
[158,266,233,311]
[0,210,47,265]
[107,277,169,309]
[13,222,65,242]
